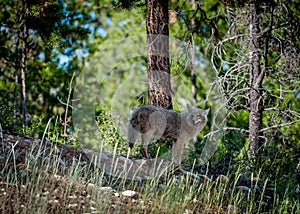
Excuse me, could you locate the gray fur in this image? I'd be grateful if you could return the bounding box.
[128,104,209,168]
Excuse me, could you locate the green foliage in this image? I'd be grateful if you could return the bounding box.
[44,116,80,147]
[147,138,173,158]
[95,104,133,156]
[0,0,113,134]
[111,0,146,9]
[0,0,299,212]
[0,101,22,133]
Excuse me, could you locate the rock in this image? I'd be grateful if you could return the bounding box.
[87,183,96,188]
[122,190,137,198]
[99,186,113,191]
[228,205,239,213]
[53,174,63,181]
[198,174,211,181]
[266,187,275,191]
[236,185,251,192]
[133,176,142,182]
[183,209,192,214]
[59,160,65,166]
[118,156,133,164]
[158,184,167,188]
[24,139,31,144]
[216,174,228,183]
[67,203,78,208]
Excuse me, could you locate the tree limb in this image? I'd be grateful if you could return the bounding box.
[261,120,300,132]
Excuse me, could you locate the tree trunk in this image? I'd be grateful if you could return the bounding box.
[248,0,264,162]
[190,0,197,103]
[146,0,172,109]
[14,68,19,120]
[20,1,29,126]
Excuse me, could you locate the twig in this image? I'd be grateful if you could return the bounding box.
[63,72,76,143]
[261,120,300,132]
[225,127,249,133]
[57,97,74,109]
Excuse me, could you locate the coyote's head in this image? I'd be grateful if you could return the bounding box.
[186,104,210,127]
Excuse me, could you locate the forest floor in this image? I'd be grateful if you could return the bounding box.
[0,130,286,213]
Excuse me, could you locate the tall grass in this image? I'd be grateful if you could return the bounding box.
[0,126,299,213]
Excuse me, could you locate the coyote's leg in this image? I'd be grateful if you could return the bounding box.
[140,131,153,159]
[128,124,138,149]
[171,137,185,170]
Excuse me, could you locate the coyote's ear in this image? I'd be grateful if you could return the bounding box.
[187,103,192,111]
[204,108,210,115]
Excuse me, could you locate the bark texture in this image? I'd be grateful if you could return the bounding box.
[248,0,264,162]
[20,0,29,126]
[146,0,172,109]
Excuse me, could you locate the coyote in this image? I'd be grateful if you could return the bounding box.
[128,104,209,168]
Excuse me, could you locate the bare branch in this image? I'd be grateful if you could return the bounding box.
[63,72,77,141]
[57,97,74,109]
[261,120,300,132]
[225,127,249,133]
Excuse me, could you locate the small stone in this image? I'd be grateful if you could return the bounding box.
[259,201,268,206]
[54,174,63,181]
[122,190,137,198]
[99,186,113,191]
[216,174,228,183]
[228,205,239,213]
[133,176,142,182]
[68,195,77,199]
[158,184,167,188]
[266,187,275,191]
[264,195,272,200]
[183,209,192,214]
[7,135,15,140]
[236,186,251,191]
[48,200,59,204]
[43,191,50,196]
[45,140,52,146]
[67,203,78,208]
[59,160,65,166]
[199,174,211,181]
[87,183,95,188]
[24,139,31,144]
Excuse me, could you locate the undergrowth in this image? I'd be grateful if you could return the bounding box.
[0,131,299,213]
[0,107,299,213]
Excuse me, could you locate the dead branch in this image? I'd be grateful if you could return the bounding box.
[57,97,74,109]
[261,120,300,132]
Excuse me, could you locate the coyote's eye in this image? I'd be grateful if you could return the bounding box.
[196,114,202,119]
[194,114,203,124]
